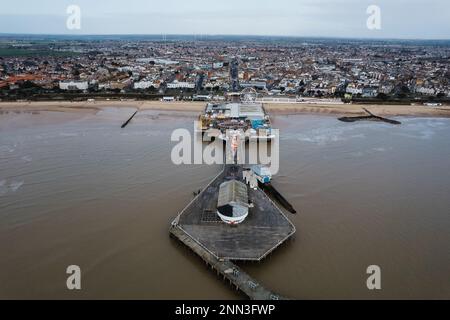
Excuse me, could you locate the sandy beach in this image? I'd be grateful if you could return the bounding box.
[1,100,450,118]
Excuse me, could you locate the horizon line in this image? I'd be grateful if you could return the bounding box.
[0,33,449,42]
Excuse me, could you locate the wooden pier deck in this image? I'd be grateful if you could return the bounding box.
[170,226,286,300]
[170,164,296,299]
[171,165,295,261]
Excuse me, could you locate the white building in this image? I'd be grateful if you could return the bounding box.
[217,180,249,225]
[415,87,436,96]
[59,81,89,91]
[346,85,363,95]
[134,81,158,90]
[167,81,195,89]
[193,94,212,101]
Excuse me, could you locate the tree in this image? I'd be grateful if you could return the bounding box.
[377,92,389,100]
[20,80,38,89]
[72,68,80,77]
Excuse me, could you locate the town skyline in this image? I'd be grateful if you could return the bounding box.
[1,33,450,42]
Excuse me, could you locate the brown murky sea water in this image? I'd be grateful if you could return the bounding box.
[0,108,449,299]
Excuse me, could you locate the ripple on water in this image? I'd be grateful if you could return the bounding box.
[0,179,24,196]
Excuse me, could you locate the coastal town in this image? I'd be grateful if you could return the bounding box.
[1,36,449,105]
[1,0,450,306]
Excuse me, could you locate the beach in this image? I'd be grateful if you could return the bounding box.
[1,100,450,118]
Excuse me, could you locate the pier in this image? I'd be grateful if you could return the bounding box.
[170,226,286,300]
[170,165,296,299]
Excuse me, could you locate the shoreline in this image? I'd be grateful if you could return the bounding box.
[1,100,450,118]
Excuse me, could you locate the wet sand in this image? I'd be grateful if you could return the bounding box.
[264,103,450,118]
[1,100,450,118]
[0,101,206,114]
[0,109,449,299]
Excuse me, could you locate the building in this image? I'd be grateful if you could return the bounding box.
[59,81,89,91]
[415,86,436,96]
[162,96,175,102]
[240,81,267,90]
[167,81,196,89]
[362,86,378,98]
[134,81,157,90]
[204,103,265,120]
[193,94,212,101]
[346,85,363,95]
[217,180,249,225]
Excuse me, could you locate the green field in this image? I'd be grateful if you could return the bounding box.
[0,48,78,57]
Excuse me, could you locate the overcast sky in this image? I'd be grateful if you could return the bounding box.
[0,0,449,39]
